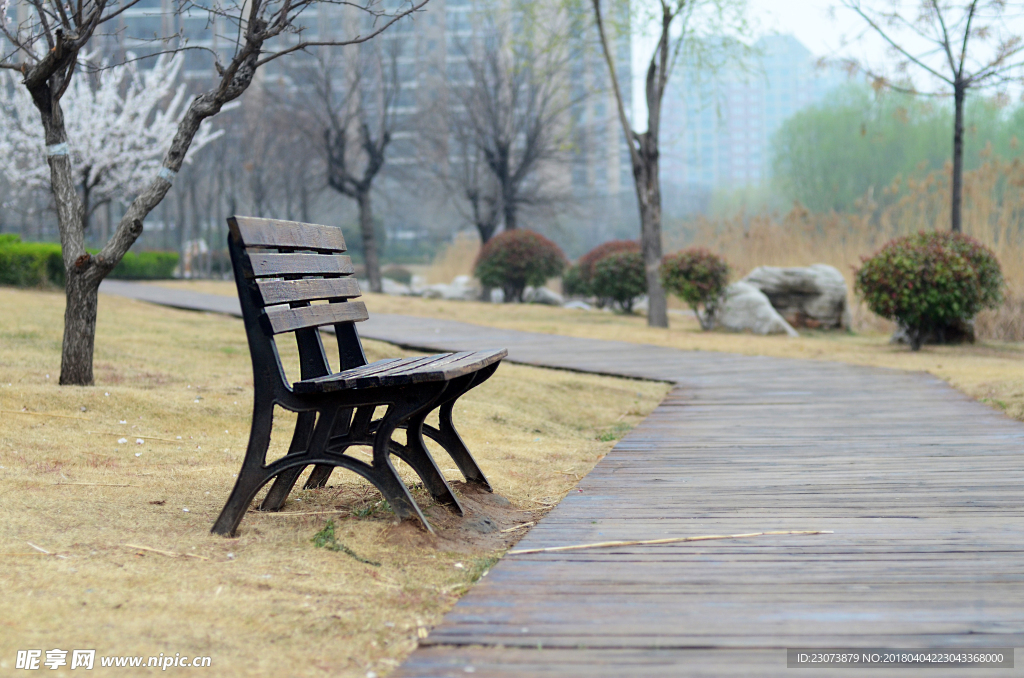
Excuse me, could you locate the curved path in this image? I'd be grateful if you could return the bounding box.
[101,281,1024,677]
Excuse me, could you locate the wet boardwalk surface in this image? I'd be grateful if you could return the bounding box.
[102,282,1024,676]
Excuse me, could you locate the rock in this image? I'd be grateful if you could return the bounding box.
[716,282,799,337]
[523,286,564,306]
[563,300,592,311]
[381,278,411,296]
[490,288,505,303]
[409,274,429,295]
[742,264,850,329]
[447,275,480,301]
[420,276,480,301]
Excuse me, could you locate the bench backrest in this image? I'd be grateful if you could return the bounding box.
[227,216,369,393]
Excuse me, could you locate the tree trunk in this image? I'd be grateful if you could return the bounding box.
[60,273,99,385]
[635,135,668,328]
[503,201,517,231]
[951,82,965,234]
[358,189,382,293]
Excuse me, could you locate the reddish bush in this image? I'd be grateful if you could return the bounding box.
[474,229,567,302]
[660,248,730,330]
[855,231,1003,350]
[564,240,640,299]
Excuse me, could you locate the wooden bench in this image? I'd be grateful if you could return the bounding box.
[211,216,507,536]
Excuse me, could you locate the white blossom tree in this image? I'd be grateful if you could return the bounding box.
[0,0,426,385]
[0,53,223,231]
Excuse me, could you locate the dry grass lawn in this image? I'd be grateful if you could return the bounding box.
[150,279,1024,424]
[0,286,668,676]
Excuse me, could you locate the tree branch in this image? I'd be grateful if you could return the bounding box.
[843,0,953,84]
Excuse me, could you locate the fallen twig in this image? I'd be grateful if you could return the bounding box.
[524,498,556,507]
[507,530,834,555]
[500,522,536,533]
[54,482,134,487]
[3,409,88,421]
[26,542,50,554]
[122,544,210,560]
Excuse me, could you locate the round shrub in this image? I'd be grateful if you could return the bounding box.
[660,248,730,330]
[474,229,566,303]
[575,240,640,295]
[562,264,589,297]
[855,231,1003,350]
[592,251,647,313]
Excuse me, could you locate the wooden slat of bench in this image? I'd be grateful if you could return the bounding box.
[233,216,348,251]
[265,301,368,334]
[294,349,507,392]
[369,350,505,387]
[256,278,361,305]
[248,253,355,278]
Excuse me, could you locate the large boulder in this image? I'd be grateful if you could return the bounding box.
[421,275,480,301]
[715,282,799,337]
[742,264,851,329]
[523,286,565,306]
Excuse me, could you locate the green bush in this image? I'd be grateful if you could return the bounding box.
[660,248,730,331]
[0,236,64,287]
[0,235,179,287]
[592,251,647,313]
[570,240,640,298]
[108,250,179,280]
[855,231,1003,350]
[561,264,589,297]
[474,230,566,303]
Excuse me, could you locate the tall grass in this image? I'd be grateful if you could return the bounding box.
[426,231,480,283]
[670,151,1024,340]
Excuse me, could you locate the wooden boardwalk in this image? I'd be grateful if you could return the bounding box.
[101,283,1024,676]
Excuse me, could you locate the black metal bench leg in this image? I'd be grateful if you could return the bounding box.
[305,405,368,489]
[368,395,440,533]
[390,409,464,515]
[422,364,500,491]
[211,395,277,536]
[260,410,318,511]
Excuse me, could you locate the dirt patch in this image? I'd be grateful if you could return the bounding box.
[381,482,542,554]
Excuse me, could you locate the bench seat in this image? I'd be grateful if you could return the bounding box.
[294,350,507,392]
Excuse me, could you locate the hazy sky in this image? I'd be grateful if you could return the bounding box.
[630,0,859,122]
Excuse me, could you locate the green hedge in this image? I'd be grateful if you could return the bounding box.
[0,238,65,287]
[0,235,179,287]
[109,251,179,280]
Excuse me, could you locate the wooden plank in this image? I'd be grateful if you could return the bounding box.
[296,349,507,391]
[264,300,367,334]
[232,216,347,251]
[247,253,354,278]
[256,277,361,305]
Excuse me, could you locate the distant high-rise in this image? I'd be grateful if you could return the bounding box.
[660,34,849,196]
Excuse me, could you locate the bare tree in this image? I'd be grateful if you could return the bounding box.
[451,15,578,234]
[840,0,1024,233]
[304,35,404,293]
[419,89,503,244]
[590,0,748,328]
[0,0,427,385]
